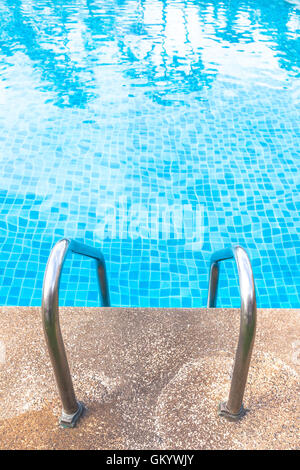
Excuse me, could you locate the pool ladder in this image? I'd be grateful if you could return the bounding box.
[42,240,256,427]
[42,238,110,427]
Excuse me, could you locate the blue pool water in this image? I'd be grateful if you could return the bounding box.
[0,0,299,308]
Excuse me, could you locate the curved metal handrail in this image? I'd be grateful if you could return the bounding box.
[42,238,110,428]
[207,245,257,421]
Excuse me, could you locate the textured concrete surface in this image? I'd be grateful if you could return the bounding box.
[0,307,299,450]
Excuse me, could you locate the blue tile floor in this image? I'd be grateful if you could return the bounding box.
[0,0,299,308]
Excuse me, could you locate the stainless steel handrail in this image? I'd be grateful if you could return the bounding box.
[207,245,257,421]
[42,238,110,428]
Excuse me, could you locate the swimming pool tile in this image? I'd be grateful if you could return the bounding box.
[0,0,299,308]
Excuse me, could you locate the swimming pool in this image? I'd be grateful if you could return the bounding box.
[0,0,299,308]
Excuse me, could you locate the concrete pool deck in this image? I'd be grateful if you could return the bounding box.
[0,307,299,450]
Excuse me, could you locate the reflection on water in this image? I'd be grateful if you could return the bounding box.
[0,0,299,107]
[0,0,299,308]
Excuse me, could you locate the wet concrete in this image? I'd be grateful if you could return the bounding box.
[0,307,299,449]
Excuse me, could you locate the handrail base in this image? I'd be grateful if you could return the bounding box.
[218,401,246,422]
[59,401,85,428]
